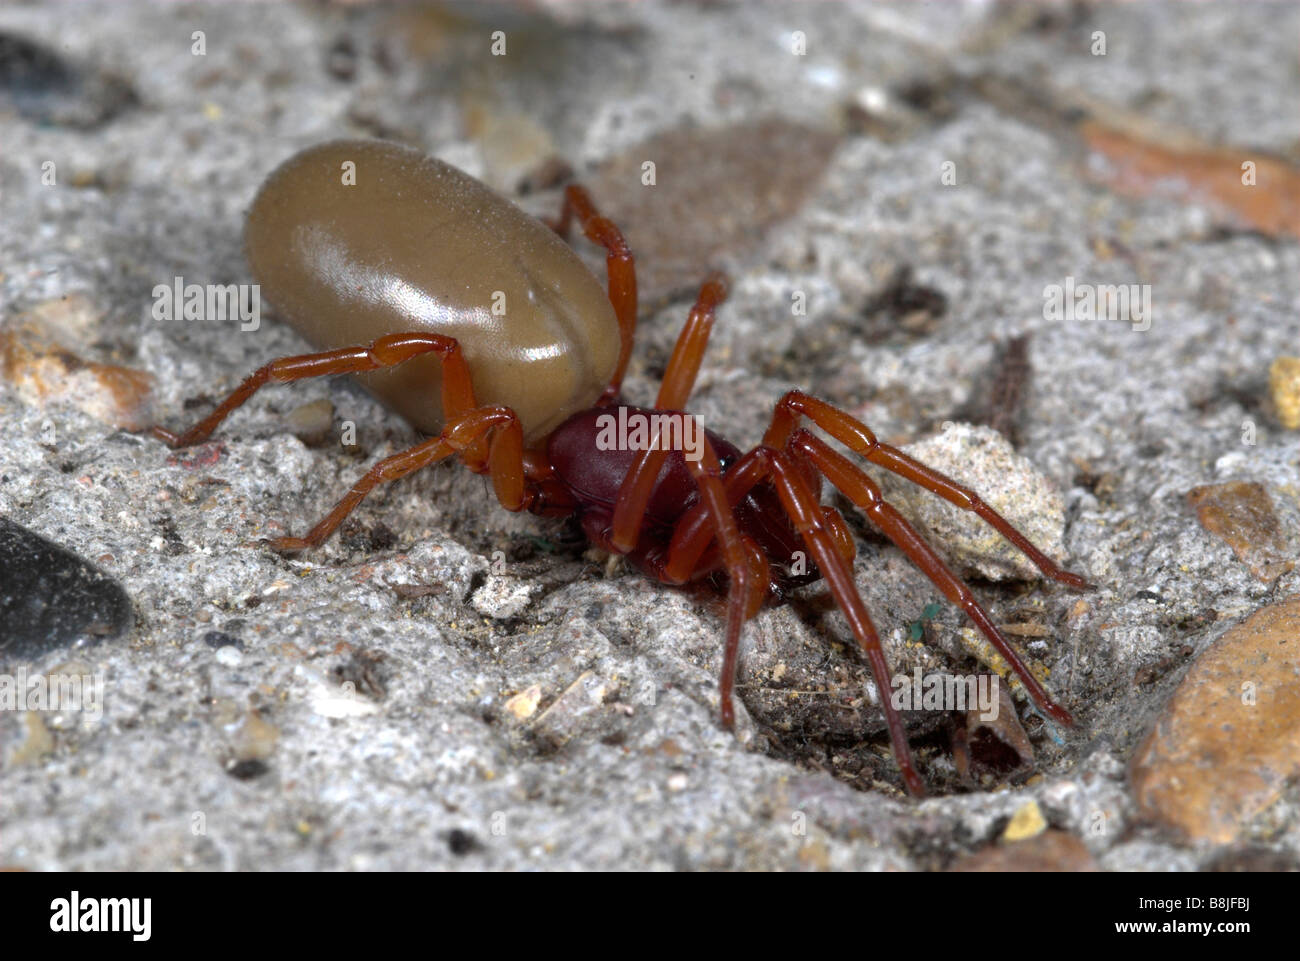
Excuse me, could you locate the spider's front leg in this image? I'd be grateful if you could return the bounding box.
[597,433,770,733]
[596,271,775,731]
[786,429,1075,725]
[759,392,1089,726]
[642,438,926,795]
[606,272,729,553]
[763,391,1091,590]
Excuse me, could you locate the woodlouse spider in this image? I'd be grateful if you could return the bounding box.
[150,140,1089,796]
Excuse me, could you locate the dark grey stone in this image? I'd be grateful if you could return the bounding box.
[0,516,133,660]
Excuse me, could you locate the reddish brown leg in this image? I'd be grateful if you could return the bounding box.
[520,449,580,517]
[267,435,454,552]
[550,184,637,402]
[151,332,488,465]
[608,274,731,553]
[679,439,769,728]
[655,272,728,409]
[651,443,924,795]
[649,448,768,729]
[788,429,1074,725]
[592,428,766,726]
[585,268,761,726]
[763,391,1090,589]
[267,405,529,552]
[660,454,856,583]
[761,447,927,797]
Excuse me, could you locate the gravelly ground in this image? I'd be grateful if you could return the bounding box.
[0,0,1297,871]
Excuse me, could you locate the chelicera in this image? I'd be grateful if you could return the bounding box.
[151,139,1089,796]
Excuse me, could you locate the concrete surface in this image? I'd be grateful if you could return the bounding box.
[0,0,1297,871]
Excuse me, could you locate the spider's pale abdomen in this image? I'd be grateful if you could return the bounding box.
[244,140,620,445]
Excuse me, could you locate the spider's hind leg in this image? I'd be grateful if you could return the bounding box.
[150,333,482,456]
[266,405,529,553]
[548,184,638,403]
[760,446,928,796]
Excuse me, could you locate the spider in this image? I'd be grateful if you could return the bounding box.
[151,140,1089,796]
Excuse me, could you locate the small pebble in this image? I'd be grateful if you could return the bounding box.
[286,398,335,447]
[0,517,133,659]
[299,663,380,718]
[1002,799,1047,841]
[1186,481,1293,582]
[202,630,243,651]
[0,32,137,128]
[225,758,269,780]
[879,423,1070,582]
[531,671,609,747]
[446,828,484,856]
[214,645,243,667]
[232,710,279,762]
[1,296,154,430]
[505,684,542,721]
[471,574,535,619]
[9,712,55,765]
[1269,356,1300,429]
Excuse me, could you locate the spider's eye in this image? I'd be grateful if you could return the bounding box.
[718,455,735,473]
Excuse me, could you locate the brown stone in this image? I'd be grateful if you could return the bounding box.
[1,295,154,430]
[1186,481,1294,582]
[1079,119,1300,241]
[1130,597,1300,843]
[949,830,1098,872]
[588,119,840,307]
